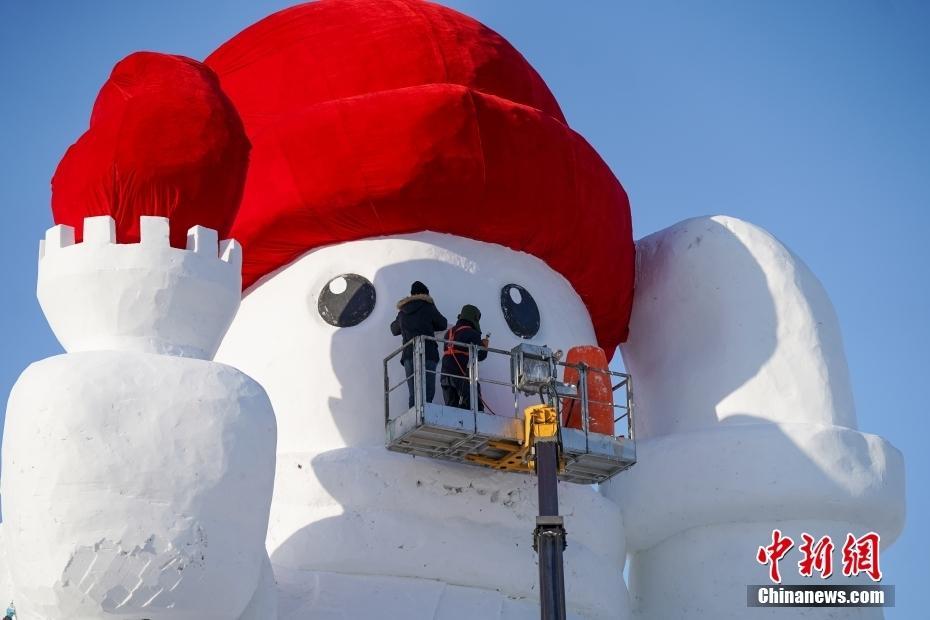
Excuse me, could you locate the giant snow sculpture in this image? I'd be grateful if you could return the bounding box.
[0,1,905,619]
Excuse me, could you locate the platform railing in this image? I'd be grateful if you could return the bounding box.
[384,335,634,443]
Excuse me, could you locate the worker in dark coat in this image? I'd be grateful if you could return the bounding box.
[390,281,448,407]
[441,304,489,410]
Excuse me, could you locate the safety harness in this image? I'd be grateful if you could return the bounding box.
[443,325,471,358]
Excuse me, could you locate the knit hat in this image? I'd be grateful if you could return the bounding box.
[458,304,482,333]
[410,281,429,296]
[205,0,635,356]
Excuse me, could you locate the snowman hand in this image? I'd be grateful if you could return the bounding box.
[604,215,904,557]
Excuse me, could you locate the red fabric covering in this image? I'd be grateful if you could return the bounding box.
[206,0,635,351]
[205,0,565,131]
[51,52,250,247]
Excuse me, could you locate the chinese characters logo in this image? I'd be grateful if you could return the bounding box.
[756,530,882,583]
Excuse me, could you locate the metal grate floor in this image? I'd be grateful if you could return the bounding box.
[387,403,636,484]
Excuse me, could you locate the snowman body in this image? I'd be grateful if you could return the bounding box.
[216,232,631,620]
[1,216,277,620]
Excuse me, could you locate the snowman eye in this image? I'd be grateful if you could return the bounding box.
[500,283,540,338]
[318,274,376,327]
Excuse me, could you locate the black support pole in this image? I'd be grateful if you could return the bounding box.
[534,439,566,620]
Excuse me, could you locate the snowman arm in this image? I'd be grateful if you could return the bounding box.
[603,214,904,553]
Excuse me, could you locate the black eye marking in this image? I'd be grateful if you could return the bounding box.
[318,274,376,327]
[500,283,540,339]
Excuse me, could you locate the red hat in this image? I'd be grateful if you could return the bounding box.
[50,0,634,353]
[207,0,635,353]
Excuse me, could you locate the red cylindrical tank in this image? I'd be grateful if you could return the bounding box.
[561,346,614,436]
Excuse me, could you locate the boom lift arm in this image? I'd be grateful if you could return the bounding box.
[527,404,567,620]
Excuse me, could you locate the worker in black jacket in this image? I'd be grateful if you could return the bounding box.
[390,281,448,407]
[441,304,489,410]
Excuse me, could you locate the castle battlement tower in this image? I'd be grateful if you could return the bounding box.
[2,216,277,620]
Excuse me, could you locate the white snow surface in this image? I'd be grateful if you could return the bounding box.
[37,216,242,360]
[217,232,632,619]
[604,216,905,619]
[0,217,907,620]
[3,353,276,619]
[1,219,276,619]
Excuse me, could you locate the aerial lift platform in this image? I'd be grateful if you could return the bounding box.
[384,336,637,620]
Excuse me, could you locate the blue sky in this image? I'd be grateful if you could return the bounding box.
[1,0,927,616]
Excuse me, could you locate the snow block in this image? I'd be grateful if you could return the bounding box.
[37,216,242,359]
[604,216,905,620]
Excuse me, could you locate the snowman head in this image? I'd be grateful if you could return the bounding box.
[206,0,635,454]
[217,232,600,453]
